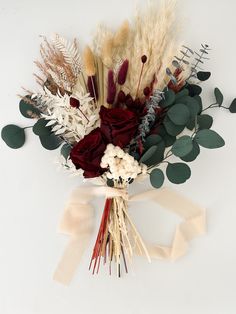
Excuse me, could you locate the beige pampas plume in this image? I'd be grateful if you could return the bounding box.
[83,45,96,76]
[101,37,114,67]
[113,20,130,47]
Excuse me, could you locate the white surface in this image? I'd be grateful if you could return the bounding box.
[0,0,236,313]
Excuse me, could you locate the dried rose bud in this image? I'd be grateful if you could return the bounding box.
[143,87,150,96]
[141,55,147,63]
[70,97,80,108]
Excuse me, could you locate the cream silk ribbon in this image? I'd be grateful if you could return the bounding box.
[53,186,206,285]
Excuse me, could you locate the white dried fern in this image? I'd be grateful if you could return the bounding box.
[52,34,82,77]
[37,88,100,144]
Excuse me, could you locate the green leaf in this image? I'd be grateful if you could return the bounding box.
[214,87,223,106]
[61,143,71,159]
[197,114,213,129]
[158,126,176,147]
[39,134,62,150]
[140,144,165,167]
[175,88,189,101]
[107,178,114,187]
[159,89,176,108]
[166,162,191,184]
[187,84,202,96]
[19,98,40,119]
[186,119,195,131]
[150,169,165,188]
[195,129,225,149]
[171,136,193,157]
[193,95,203,113]
[139,146,157,164]
[179,96,200,119]
[229,98,236,113]
[33,119,51,136]
[1,124,26,149]
[144,134,163,150]
[167,103,190,126]
[163,117,185,136]
[181,141,200,162]
[197,71,211,81]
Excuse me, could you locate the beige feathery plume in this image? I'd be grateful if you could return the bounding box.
[113,20,130,47]
[101,37,114,68]
[83,46,96,76]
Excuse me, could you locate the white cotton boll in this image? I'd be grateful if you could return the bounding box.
[117,149,125,159]
[106,143,115,151]
[106,172,113,179]
[100,162,107,169]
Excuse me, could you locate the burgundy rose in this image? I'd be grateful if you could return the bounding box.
[100,106,139,148]
[70,128,107,178]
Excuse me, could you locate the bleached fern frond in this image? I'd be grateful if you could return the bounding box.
[38,88,100,144]
[52,34,82,76]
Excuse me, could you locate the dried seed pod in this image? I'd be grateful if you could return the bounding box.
[117,59,129,85]
[107,70,116,105]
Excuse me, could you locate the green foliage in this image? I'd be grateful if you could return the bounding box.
[39,134,62,150]
[197,114,213,129]
[159,89,175,108]
[150,169,164,188]
[33,119,51,136]
[197,71,211,81]
[61,143,72,160]
[167,103,190,126]
[229,98,236,113]
[171,136,193,157]
[143,134,163,150]
[166,162,191,184]
[19,98,40,119]
[1,124,26,149]
[180,141,200,162]
[195,129,225,149]
[163,117,185,136]
[214,88,223,106]
[140,143,165,167]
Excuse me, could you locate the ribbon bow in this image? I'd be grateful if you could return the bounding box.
[53,186,205,285]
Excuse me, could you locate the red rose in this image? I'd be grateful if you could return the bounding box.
[100,106,139,148]
[70,128,107,178]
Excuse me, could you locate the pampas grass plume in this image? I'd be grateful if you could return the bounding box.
[83,45,96,76]
[113,20,130,47]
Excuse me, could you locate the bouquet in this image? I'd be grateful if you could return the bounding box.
[2,1,236,284]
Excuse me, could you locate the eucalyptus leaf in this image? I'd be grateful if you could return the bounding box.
[175,88,189,101]
[163,117,185,136]
[167,103,190,126]
[33,119,51,136]
[229,98,236,113]
[197,114,213,129]
[39,134,62,150]
[159,89,175,108]
[1,124,26,149]
[195,129,225,149]
[197,71,211,81]
[186,84,202,96]
[214,87,223,106]
[19,98,40,119]
[171,136,193,157]
[180,141,200,162]
[178,96,200,118]
[139,146,158,164]
[144,134,163,150]
[166,162,191,184]
[158,126,176,147]
[61,143,72,160]
[150,169,165,188]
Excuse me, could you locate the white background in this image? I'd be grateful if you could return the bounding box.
[0,0,236,313]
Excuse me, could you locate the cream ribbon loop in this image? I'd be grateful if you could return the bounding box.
[53,186,205,285]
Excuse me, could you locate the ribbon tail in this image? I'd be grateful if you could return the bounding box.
[53,234,91,285]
